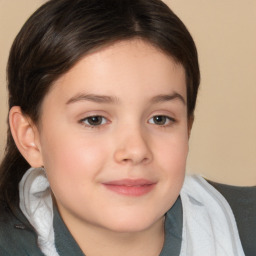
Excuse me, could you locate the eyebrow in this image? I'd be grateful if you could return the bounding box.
[66,93,119,105]
[66,92,186,105]
[150,93,186,105]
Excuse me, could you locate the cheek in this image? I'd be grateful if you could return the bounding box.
[40,131,109,190]
[154,135,188,213]
[156,131,189,171]
[154,131,188,192]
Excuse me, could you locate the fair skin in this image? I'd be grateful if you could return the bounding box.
[10,39,192,256]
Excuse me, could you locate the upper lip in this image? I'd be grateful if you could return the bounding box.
[102,179,156,186]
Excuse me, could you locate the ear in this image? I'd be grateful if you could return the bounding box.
[187,115,194,139]
[9,106,43,167]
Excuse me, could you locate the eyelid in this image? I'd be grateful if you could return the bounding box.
[76,109,111,122]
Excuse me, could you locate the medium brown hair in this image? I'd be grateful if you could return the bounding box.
[0,0,200,208]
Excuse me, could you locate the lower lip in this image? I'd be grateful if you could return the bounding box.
[103,184,156,197]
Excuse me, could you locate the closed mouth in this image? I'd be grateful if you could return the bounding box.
[102,179,156,196]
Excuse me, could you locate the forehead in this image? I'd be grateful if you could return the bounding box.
[45,39,186,104]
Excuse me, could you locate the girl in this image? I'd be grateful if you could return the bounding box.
[0,0,247,255]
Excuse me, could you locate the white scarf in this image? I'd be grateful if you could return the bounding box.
[19,168,245,256]
[180,175,245,256]
[19,167,59,256]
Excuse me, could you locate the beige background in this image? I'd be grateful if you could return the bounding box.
[0,1,255,186]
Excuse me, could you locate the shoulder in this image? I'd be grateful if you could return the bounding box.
[207,179,256,256]
[0,200,44,256]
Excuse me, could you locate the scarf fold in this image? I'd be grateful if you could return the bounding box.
[19,168,245,256]
[180,175,245,256]
[19,167,59,256]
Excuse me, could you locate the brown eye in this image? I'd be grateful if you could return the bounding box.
[148,115,175,126]
[153,116,167,125]
[82,116,107,126]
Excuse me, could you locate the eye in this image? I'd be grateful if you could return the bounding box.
[81,116,107,127]
[148,115,175,126]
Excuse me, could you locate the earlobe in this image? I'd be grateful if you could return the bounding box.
[9,106,43,167]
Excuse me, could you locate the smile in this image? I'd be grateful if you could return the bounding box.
[102,179,156,197]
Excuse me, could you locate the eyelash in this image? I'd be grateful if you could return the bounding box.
[79,115,176,128]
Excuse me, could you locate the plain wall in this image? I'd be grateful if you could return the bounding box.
[0,0,255,185]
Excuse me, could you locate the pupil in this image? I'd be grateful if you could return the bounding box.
[154,116,166,125]
[88,116,102,125]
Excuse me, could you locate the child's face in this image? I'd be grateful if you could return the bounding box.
[37,39,190,233]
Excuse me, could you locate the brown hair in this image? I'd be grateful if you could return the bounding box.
[0,0,200,208]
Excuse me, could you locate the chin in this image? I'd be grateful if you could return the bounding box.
[102,213,164,234]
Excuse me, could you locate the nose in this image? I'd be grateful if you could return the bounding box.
[113,127,153,165]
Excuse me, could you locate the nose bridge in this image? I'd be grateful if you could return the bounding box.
[114,123,152,165]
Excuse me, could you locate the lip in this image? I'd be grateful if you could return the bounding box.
[102,179,156,197]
